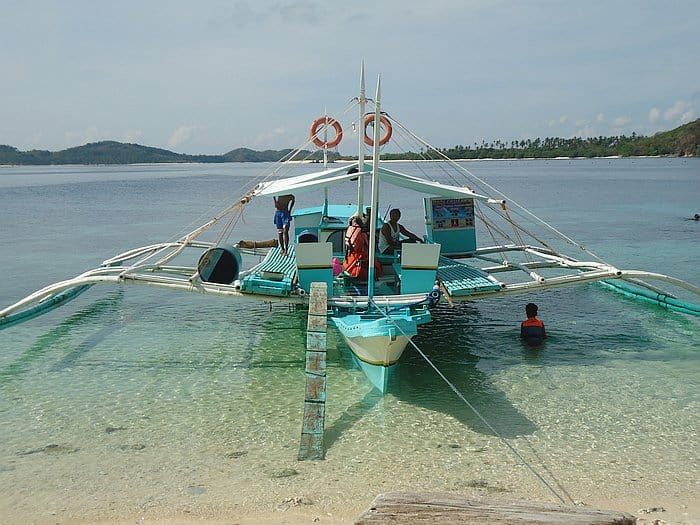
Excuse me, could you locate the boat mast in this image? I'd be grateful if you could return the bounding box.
[357,62,366,214]
[322,108,329,169]
[323,108,329,213]
[366,75,382,298]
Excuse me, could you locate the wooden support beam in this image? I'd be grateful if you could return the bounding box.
[298,282,328,461]
[355,493,636,525]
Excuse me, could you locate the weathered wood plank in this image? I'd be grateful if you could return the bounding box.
[306,331,327,351]
[355,493,636,525]
[305,350,327,376]
[298,432,323,461]
[308,282,328,314]
[304,374,326,402]
[307,312,327,332]
[299,281,328,461]
[301,402,325,434]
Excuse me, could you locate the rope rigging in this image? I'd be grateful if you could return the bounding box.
[385,113,610,266]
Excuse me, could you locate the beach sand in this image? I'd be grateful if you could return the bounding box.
[5,491,698,525]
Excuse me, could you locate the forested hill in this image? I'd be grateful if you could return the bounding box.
[423,118,700,160]
[0,141,333,165]
[1,119,698,165]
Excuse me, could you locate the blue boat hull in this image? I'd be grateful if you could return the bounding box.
[331,309,429,392]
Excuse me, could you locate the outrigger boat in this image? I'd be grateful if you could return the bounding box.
[2,65,699,393]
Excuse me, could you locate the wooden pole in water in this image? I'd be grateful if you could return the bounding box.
[298,282,328,460]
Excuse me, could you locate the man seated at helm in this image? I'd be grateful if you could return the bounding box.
[378,208,422,255]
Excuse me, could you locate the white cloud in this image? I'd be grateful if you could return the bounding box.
[24,132,43,149]
[63,127,100,148]
[596,113,604,122]
[573,125,596,138]
[613,116,631,127]
[548,115,568,127]
[123,129,144,144]
[649,107,660,123]
[663,101,694,123]
[167,126,194,150]
[253,126,287,148]
[681,109,695,122]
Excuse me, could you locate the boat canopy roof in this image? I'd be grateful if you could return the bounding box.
[254,162,492,202]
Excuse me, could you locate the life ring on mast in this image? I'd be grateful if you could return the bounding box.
[310,117,343,149]
[363,113,393,146]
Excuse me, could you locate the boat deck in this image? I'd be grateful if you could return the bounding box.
[436,256,502,296]
[239,249,502,299]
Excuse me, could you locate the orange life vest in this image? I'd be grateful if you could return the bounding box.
[343,223,381,280]
[521,317,546,343]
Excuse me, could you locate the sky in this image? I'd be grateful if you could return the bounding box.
[1,0,699,155]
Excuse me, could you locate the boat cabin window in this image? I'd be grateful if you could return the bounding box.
[326,230,345,254]
[298,230,318,243]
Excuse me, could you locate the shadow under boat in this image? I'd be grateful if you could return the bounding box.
[388,302,538,439]
[324,302,538,440]
[0,290,126,384]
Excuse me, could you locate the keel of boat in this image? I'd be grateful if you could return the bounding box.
[349,354,399,393]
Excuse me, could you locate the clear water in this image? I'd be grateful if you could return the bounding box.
[0,159,698,523]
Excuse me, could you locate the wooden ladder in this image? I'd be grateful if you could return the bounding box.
[298,282,328,460]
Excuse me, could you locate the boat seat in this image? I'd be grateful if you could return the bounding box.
[296,242,333,293]
[393,243,441,294]
[239,246,297,296]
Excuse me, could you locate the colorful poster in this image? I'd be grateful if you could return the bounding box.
[430,198,474,230]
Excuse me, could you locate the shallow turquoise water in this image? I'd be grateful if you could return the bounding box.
[0,159,698,523]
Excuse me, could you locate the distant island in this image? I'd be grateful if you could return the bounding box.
[1,118,697,165]
[0,143,335,165]
[427,117,699,161]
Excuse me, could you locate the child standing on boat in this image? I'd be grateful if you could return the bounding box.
[273,194,295,256]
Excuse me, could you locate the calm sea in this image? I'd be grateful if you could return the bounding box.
[0,159,698,523]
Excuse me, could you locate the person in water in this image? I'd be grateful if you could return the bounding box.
[378,208,422,255]
[521,302,546,347]
[273,194,295,255]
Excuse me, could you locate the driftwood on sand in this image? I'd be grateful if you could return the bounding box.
[355,492,636,524]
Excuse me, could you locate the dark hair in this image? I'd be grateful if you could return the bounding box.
[350,215,364,227]
[525,303,538,316]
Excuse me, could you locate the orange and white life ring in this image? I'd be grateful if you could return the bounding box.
[310,117,343,149]
[363,113,393,146]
